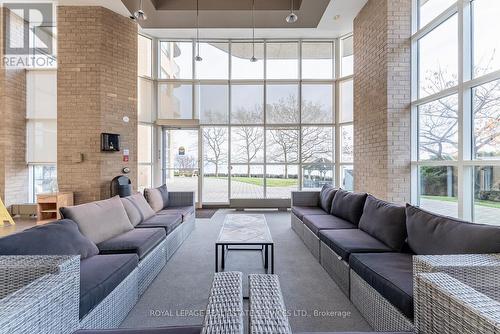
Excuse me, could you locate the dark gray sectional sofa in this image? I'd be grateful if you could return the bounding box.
[291,185,500,332]
[0,187,195,331]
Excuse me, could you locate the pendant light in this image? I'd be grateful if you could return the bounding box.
[250,0,257,62]
[195,0,203,62]
[285,0,298,23]
[134,0,147,21]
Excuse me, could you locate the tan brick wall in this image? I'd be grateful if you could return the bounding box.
[353,0,411,204]
[57,6,137,204]
[0,7,29,209]
[0,7,5,204]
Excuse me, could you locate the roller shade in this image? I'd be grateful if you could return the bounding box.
[26,70,57,163]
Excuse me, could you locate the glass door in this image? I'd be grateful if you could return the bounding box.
[163,128,200,205]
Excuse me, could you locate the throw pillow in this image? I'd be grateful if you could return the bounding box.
[318,184,337,213]
[406,204,500,255]
[121,193,156,226]
[144,187,164,212]
[359,195,407,251]
[60,196,134,244]
[0,219,99,259]
[330,189,368,225]
[158,184,169,208]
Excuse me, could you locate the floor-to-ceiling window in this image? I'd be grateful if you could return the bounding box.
[139,37,354,204]
[138,34,155,191]
[26,70,58,202]
[411,0,500,225]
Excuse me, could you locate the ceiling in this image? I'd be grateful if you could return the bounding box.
[121,0,327,29]
[58,0,368,38]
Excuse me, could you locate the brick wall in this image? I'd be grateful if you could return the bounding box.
[0,7,5,205]
[57,6,137,204]
[353,0,411,204]
[0,7,29,209]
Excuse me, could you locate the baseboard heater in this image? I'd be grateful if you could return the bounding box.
[230,198,291,210]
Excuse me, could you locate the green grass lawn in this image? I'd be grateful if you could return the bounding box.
[211,176,297,187]
[422,195,500,209]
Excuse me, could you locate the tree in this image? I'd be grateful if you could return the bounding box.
[301,127,333,163]
[175,155,197,176]
[265,94,333,177]
[268,129,297,177]
[231,106,264,176]
[233,126,264,177]
[419,55,500,160]
[472,79,500,157]
[203,127,227,177]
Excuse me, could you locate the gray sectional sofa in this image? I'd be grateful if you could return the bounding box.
[291,185,500,332]
[0,186,195,331]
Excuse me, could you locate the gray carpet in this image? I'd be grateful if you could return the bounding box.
[122,209,372,332]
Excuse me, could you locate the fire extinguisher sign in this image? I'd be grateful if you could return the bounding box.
[123,149,129,162]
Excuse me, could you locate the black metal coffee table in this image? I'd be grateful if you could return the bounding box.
[215,214,274,274]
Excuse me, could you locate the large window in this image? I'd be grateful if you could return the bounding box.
[138,35,156,190]
[150,39,353,203]
[412,0,500,225]
[138,35,152,77]
[26,70,58,202]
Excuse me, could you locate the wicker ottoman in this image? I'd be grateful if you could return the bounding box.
[249,274,292,334]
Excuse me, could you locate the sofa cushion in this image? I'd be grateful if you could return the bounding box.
[0,219,98,259]
[121,193,156,226]
[318,184,337,213]
[319,229,392,261]
[75,326,203,334]
[144,185,168,212]
[137,214,183,235]
[60,196,134,244]
[406,204,500,255]
[158,184,169,208]
[97,228,165,259]
[330,189,368,225]
[291,206,329,220]
[359,195,407,251]
[349,253,414,319]
[80,254,138,319]
[303,215,356,235]
[157,205,195,220]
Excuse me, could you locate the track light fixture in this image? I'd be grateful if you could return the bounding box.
[134,0,147,21]
[195,0,202,62]
[285,0,298,23]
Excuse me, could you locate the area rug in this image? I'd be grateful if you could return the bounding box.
[195,209,218,219]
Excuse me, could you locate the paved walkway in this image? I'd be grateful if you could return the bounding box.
[166,177,296,203]
[166,177,499,225]
[421,198,499,226]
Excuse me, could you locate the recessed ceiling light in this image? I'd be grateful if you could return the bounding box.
[333,15,341,21]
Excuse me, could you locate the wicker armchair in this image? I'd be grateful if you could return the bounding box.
[0,255,80,334]
[414,254,500,334]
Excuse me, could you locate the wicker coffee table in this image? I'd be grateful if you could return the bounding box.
[215,214,274,274]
